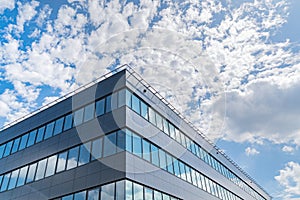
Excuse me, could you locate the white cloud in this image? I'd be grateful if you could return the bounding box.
[0,0,15,14]
[15,1,39,33]
[275,162,300,199]
[245,147,260,156]
[282,146,294,153]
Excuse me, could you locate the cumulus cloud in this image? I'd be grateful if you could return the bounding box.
[275,162,300,199]
[0,0,15,14]
[282,146,295,153]
[245,147,260,156]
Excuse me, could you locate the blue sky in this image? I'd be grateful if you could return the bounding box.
[1,0,300,199]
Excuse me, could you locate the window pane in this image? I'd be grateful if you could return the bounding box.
[0,173,11,192]
[91,138,102,160]
[140,101,148,120]
[8,169,19,190]
[35,158,47,180]
[166,154,174,174]
[84,103,95,122]
[11,138,21,154]
[111,92,118,110]
[103,132,117,157]
[117,130,126,152]
[159,149,167,170]
[17,166,28,187]
[151,144,159,167]
[142,140,151,162]
[173,159,180,177]
[74,108,84,126]
[45,155,57,177]
[133,183,143,200]
[132,133,142,157]
[74,191,86,200]
[0,144,5,159]
[116,180,125,200]
[154,191,162,200]
[67,147,79,170]
[149,107,156,125]
[62,195,73,200]
[185,166,192,183]
[162,119,169,135]
[162,194,170,200]
[95,99,105,117]
[132,95,140,114]
[126,90,132,107]
[125,129,132,153]
[3,140,13,157]
[26,163,37,183]
[179,161,186,181]
[118,89,126,108]
[106,95,112,113]
[174,128,181,144]
[64,114,73,131]
[19,134,29,151]
[54,117,64,135]
[101,182,115,200]
[145,187,153,200]
[88,188,100,200]
[56,151,68,173]
[36,126,45,143]
[44,122,55,140]
[156,113,163,130]
[27,130,37,147]
[78,142,91,166]
[125,180,133,200]
[169,124,175,139]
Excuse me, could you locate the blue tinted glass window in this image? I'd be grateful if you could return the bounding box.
[64,114,73,131]
[116,180,125,200]
[173,159,180,177]
[162,194,170,200]
[8,169,19,190]
[0,144,5,159]
[44,122,55,140]
[56,151,68,173]
[54,117,64,135]
[26,163,37,183]
[17,166,28,187]
[35,158,47,181]
[3,141,13,157]
[169,124,175,139]
[149,107,156,125]
[191,169,197,187]
[74,108,84,126]
[126,90,132,107]
[84,103,95,122]
[156,113,163,130]
[11,138,21,154]
[159,149,167,170]
[125,180,133,200]
[185,165,192,183]
[166,154,174,174]
[67,146,79,170]
[132,133,142,157]
[0,176,2,189]
[117,130,125,152]
[0,173,11,192]
[132,95,140,114]
[106,95,112,113]
[95,99,105,116]
[62,195,73,200]
[133,182,143,200]
[142,140,151,162]
[103,132,117,157]
[151,144,159,167]
[78,142,91,166]
[27,130,37,147]
[88,188,100,200]
[154,191,162,200]
[111,93,118,110]
[45,155,57,177]
[179,161,186,181]
[74,191,86,200]
[140,101,148,120]
[91,138,102,160]
[118,89,126,108]
[125,129,132,153]
[101,182,115,200]
[162,119,169,135]
[36,126,45,143]
[145,187,153,200]
[18,134,29,151]
[174,128,181,144]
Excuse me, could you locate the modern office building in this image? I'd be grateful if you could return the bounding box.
[0,66,271,200]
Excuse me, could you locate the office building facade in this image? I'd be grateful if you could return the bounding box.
[0,66,271,200]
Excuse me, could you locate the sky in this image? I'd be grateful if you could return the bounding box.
[0,0,300,199]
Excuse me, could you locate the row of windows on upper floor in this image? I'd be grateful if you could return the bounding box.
[0,128,241,200]
[53,179,179,200]
[126,90,266,200]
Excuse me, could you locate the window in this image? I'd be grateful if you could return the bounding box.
[54,117,64,135]
[18,134,29,151]
[0,173,11,192]
[162,118,169,135]
[84,103,95,122]
[0,144,5,159]
[95,99,105,117]
[62,195,73,200]
[140,101,148,120]
[45,155,57,177]
[27,130,37,147]
[8,169,19,190]
[56,151,68,173]
[91,138,102,160]
[67,146,79,170]
[116,180,125,200]
[156,113,163,130]
[106,95,112,113]
[142,140,151,162]
[125,180,133,200]
[132,133,142,157]
[16,166,28,187]
[79,142,91,166]
[126,90,132,107]
[132,94,140,114]
[125,129,133,153]
[101,182,115,200]
[151,144,159,167]
[145,187,153,199]
[159,149,167,170]
[179,161,186,181]
[118,89,126,107]
[3,140,13,157]
[149,107,156,125]
[111,93,118,110]
[103,132,117,157]
[35,158,47,180]
[166,154,174,174]
[191,169,197,187]
[154,191,162,200]
[36,126,45,143]
[88,188,100,200]
[173,159,180,178]
[11,138,21,154]
[169,124,175,139]
[64,114,73,131]
[74,108,84,126]
[26,163,37,183]
[133,182,143,200]
[117,130,125,152]
[44,122,55,140]
[74,191,86,200]
[185,166,192,183]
